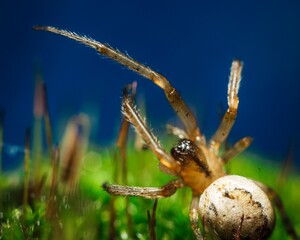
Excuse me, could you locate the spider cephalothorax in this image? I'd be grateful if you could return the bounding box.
[34,26,298,240]
[171,139,211,177]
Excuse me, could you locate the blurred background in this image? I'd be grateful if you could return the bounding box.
[0,0,300,169]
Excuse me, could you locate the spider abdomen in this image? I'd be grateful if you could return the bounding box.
[199,175,275,240]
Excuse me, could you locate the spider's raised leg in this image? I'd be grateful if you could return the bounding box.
[33,26,204,144]
[122,93,181,175]
[209,60,243,154]
[254,181,299,240]
[103,179,184,199]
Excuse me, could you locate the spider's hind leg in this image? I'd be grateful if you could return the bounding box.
[190,195,204,240]
[255,181,299,240]
[220,137,253,164]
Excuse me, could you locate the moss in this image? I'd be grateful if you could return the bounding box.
[0,145,299,239]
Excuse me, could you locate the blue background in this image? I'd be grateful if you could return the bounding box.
[1,1,300,168]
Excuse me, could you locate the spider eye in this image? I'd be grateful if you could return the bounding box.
[170,139,195,162]
[171,139,211,176]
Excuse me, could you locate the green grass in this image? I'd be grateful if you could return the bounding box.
[0,143,299,239]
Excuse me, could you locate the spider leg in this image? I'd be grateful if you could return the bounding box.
[103,179,184,199]
[209,60,243,154]
[254,181,299,240]
[220,137,253,163]
[166,124,188,139]
[122,94,181,175]
[190,195,204,240]
[33,26,204,144]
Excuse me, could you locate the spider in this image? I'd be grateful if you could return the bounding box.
[34,26,298,239]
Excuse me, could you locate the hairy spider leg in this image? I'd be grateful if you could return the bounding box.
[166,124,189,139]
[33,26,204,144]
[254,181,299,240]
[209,60,243,154]
[122,94,181,174]
[103,179,184,199]
[221,136,253,163]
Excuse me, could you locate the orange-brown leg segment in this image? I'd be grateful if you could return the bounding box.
[122,94,181,175]
[221,137,253,164]
[33,26,204,144]
[103,179,184,199]
[166,124,188,139]
[209,60,243,154]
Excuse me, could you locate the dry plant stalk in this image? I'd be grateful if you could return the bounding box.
[0,108,4,174]
[112,82,137,238]
[46,146,60,219]
[42,83,53,159]
[23,128,31,208]
[60,113,90,191]
[147,199,158,240]
[32,74,45,186]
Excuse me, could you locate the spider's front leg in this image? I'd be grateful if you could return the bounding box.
[33,26,204,144]
[103,179,184,199]
[121,93,181,175]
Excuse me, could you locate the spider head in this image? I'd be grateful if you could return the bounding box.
[171,139,195,161]
[171,139,211,177]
